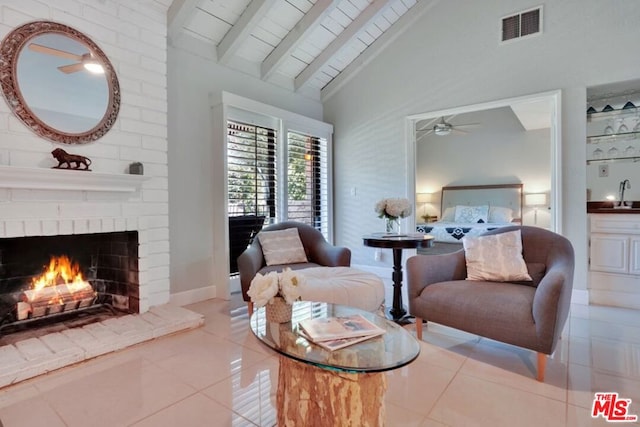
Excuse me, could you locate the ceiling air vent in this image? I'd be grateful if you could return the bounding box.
[502,6,541,42]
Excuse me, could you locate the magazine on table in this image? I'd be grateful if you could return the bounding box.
[298,314,386,342]
[298,327,385,351]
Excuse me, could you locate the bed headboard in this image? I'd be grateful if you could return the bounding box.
[440,183,523,221]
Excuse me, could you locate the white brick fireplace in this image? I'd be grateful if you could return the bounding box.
[0,163,197,388]
[0,1,203,387]
[0,1,172,312]
[0,165,165,312]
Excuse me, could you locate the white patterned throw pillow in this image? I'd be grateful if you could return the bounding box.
[258,228,308,266]
[488,206,514,223]
[454,205,489,223]
[463,229,532,282]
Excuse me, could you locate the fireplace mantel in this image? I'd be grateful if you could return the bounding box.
[0,165,148,192]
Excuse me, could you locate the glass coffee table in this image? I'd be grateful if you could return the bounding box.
[250,301,420,426]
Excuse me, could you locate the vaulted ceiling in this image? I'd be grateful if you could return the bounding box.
[168,0,431,98]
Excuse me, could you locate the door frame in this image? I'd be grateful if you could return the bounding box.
[405,90,562,233]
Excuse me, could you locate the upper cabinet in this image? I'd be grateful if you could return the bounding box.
[587,103,640,163]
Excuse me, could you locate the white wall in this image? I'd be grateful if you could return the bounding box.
[323,0,640,292]
[0,1,171,310]
[167,44,324,300]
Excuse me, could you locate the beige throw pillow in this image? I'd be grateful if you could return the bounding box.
[463,229,532,282]
[258,228,308,266]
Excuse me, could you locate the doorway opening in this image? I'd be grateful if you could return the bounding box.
[406,90,561,234]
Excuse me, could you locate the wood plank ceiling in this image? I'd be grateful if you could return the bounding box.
[168,0,424,97]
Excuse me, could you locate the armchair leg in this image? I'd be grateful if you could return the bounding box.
[247,301,254,317]
[415,317,423,340]
[537,352,547,382]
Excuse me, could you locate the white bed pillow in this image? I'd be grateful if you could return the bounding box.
[258,228,308,266]
[463,230,532,282]
[441,207,456,222]
[454,205,489,223]
[488,206,514,223]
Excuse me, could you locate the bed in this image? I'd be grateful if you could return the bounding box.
[416,183,523,253]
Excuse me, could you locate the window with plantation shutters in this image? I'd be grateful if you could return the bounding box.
[286,131,329,236]
[223,95,334,282]
[227,120,275,274]
[227,121,277,218]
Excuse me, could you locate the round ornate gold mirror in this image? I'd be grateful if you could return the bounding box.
[0,21,120,144]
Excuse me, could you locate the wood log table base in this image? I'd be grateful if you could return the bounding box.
[276,356,387,427]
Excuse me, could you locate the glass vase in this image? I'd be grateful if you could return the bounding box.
[385,217,399,234]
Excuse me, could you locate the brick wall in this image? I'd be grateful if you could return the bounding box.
[0,1,171,312]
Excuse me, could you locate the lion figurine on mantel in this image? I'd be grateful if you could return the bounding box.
[51,148,92,171]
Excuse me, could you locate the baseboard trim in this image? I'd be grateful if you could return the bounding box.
[571,289,589,305]
[170,285,217,306]
[589,289,640,310]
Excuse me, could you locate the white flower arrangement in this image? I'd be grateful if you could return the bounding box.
[247,267,306,308]
[374,197,412,220]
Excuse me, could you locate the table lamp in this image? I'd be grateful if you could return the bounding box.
[525,193,547,225]
[416,193,433,222]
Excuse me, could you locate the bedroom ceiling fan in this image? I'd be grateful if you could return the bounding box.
[416,116,480,138]
[28,43,104,74]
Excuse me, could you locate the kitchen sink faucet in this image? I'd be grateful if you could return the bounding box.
[619,179,631,207]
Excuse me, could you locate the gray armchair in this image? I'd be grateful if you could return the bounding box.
[407,226,574,381]
[238,221,351,314]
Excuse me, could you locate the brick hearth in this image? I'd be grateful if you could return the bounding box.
[0,304,203,387]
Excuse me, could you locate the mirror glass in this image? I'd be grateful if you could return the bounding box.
[0,21,120,144]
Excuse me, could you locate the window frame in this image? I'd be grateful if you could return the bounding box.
[221,92,334,243]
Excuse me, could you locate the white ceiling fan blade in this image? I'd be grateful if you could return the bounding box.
[451,128,469,135]
[453,122,481,129]
[416,117,440,132]
[416,127,435,134]
[58,63,84,74]
[29,43,83,61]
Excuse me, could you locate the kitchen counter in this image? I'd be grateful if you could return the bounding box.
[587,201,640,213]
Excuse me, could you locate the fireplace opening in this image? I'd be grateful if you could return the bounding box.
[0,231,139,342]
[17,254,97,320]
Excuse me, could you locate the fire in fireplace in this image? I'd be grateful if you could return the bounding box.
[0,231,139,337]
[17,255,97,321]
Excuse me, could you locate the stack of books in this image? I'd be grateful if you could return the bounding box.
[298,314,386,351]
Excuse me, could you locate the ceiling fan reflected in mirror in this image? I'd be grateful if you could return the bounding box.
[28,43,104,74]
[416,116,480,137]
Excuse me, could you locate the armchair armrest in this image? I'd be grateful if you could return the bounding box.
[238,243,265,301]
[406,250,466,300]
[308,239,351,267]
[532,261,573,353]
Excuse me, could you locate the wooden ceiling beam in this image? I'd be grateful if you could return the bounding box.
[321,0,437,101]
[294,0,393,91]
[167,0,200,45]
[261,0,340,81]
[217,0,278,64]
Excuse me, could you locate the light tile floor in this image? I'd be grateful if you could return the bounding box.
[0,295,638,426]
